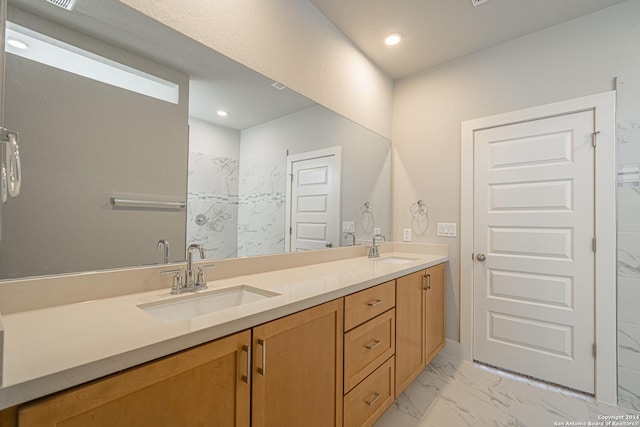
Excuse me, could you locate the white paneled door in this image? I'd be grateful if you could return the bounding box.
[473,110,595,394]
[286,147,341,252]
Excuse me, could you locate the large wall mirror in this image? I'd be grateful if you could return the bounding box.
[0,0,391,280]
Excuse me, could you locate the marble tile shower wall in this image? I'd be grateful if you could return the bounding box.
[186,151,239,260]
[616,76,640,410]
[237,153,287,257]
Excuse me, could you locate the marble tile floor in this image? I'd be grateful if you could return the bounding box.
[375,354,638,427]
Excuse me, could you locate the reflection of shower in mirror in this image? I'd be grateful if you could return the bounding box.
[0,0,391,280]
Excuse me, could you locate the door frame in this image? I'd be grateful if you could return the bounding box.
[459,91,617,404]
[285,146,342,252]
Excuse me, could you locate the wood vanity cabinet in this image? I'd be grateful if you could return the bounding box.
[17,330,252,427]
[395,263,446,397]
[424,263,446,365]
[343,281,396,427]
[252,299,343,427]
[13,299,344,427]
[5,264,447,427]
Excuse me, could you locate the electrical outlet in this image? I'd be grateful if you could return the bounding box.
[374,227,381,235]
[436,223,457,237]
[403,229,412,241]
[342,221,355,233]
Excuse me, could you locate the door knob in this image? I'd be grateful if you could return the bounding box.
[325,242,333,248]
[476,253,486,262]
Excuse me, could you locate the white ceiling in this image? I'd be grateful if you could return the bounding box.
[309,0,627,79]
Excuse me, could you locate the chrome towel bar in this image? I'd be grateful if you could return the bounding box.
[109,197,186,209]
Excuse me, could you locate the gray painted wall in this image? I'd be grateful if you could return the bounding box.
[392,0,640,408]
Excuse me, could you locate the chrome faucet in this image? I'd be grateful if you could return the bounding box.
[157,239,170,264]
[368,233,386,258]
[161,253,215,295]
[345,232,356,246]
[185,244,206,287]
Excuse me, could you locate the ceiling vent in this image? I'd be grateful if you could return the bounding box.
[45,0,78,11]
[471,0,489,6]
[271,82,286,90]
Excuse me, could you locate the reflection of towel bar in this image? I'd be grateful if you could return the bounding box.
[110,197,186,209]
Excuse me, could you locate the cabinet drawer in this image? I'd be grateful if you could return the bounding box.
[344,356,395,427]
[344,309,395,392]
[344,280,395,331]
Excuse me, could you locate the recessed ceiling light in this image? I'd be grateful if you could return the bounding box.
[217,110,229,117]
[271,82,286,90]
[7,38,29,50]
[384,33,402,46]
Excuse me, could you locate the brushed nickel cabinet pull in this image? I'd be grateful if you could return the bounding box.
[423,274,431,290]
[241,345,251,384]
[365,392,382,406]
[257,339,266,375]
[365,339,382,350]
[367,299,383,308]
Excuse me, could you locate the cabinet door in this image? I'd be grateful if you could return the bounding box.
[425,263,446,364]
[252,299,343,427]
[18,331,251,427]
[395,270,426,396]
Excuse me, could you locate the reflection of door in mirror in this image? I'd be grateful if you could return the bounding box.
[285,147,341,252]
[0,0,391,280]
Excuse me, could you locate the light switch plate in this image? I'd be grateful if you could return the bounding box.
[436,222,457,237]
[403,229,412,241]
[342,221,355,233]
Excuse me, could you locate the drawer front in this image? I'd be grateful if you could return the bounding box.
[344,280,395,331]
[344,356,395,427]
[344,309,395,392]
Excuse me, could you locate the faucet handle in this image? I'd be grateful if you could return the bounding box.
[196,263,216,288]
[161,268,183,294]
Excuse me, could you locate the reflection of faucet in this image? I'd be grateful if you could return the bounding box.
[368,234,386,258]
[186,244,205,287]
[157,239,170,264]
[345,232,356,246]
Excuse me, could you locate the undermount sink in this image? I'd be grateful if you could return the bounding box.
[138,285,280,323]
[373,256,419,265]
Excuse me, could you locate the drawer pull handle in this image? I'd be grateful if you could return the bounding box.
[367,299,383,308]
[365,392,382,406]
[241,345,251,384]
[257,339,266,375]
[365,339,382,350]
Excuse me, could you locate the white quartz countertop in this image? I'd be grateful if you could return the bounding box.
[0,251,447,409]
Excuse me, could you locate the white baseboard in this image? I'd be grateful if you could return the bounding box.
[441,339,469,361]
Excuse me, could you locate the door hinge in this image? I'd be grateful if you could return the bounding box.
[471,253,474,261]
[592,238,597,253]
[289,227,292,235]
[592,343,597,358]
[289,173,294,183]
[592,131,600,148]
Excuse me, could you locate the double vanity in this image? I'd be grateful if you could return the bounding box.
[0,243,447,426]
